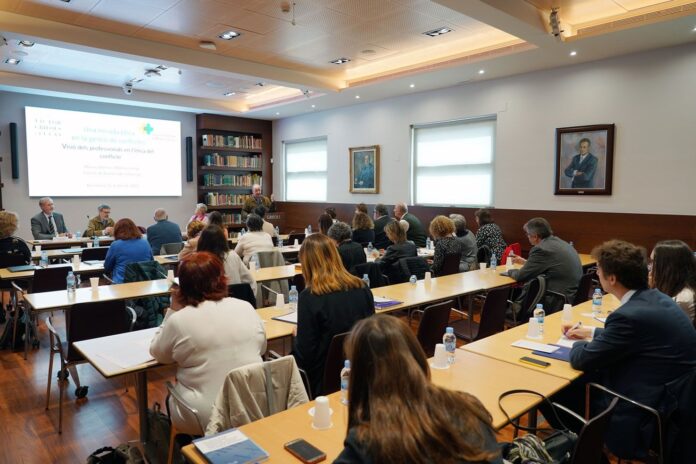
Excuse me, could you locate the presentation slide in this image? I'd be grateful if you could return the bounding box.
[25,106,182,197]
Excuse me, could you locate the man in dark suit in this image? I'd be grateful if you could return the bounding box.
[372,203,393,249]
[30,197,70,239]
[566,240,696,460]
[146,208,182,255]
[507,217,582,311]
[394,202,427,248]
[563,138,598,188]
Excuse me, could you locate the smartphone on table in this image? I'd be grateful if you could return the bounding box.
[284,438,326,463]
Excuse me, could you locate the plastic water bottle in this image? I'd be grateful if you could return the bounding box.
[592,288,603,315]
[362,273,370,288]
[307,224,312,234]
[288,285,299,312]
[93,236,99,247]
[75,230,81,239]
[425,237,432,250]
[533,304,545,336]
[250,253,259,270]
[569,241,575,249]
[275,226,280,236]
[340,360,351,405]
[40,251,49,268]
[409,274,417,285]
[443,327,456,364]
[240,228,246,236]
[66,271,76,294]
[366,242,374,255]
[278,238,284,248]
[490,254,497,271]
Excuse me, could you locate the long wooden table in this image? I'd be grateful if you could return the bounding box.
[181,351,569,463]
[28,237,114,250]
[0,261,106,281]
[463,295,620,380]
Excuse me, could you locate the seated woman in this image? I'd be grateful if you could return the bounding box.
[104,218,153,283]
[429,215,464,276]
[197,225,256,295]
[375,220,416,281]
[150,252,266,435]
[178,220,206,260]
[234,214,274,265]
[352,212,375,247]
[207,211,228,240]
[318,213,333,236]
[334,315,502,464]
[355,203,368,215]
[474,208,507,261]
[450,214,478,272]
[0,211,31,264]
[188,203,208,225]
[327,221,366,273]
[293,233,374,395]
[650,240,696,321]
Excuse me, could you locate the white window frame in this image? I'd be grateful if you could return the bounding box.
[410,115,496,207]
[283,136,328,202]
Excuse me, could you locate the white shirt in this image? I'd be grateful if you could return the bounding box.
[223,251,257,296]
[590,289,637,337]
[234,231,274,264]
[150,297,266,434]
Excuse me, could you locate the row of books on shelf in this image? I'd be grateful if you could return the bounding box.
[211,212,243,225]
[201,134,262,150]
[205,193,248,207]
[203,153,261,168]
[203,173,262,187]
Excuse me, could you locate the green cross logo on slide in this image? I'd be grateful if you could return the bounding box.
[143,123,154,135]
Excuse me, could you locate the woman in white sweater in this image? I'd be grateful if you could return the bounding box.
[150,251,266,434]
[234,214,274,265]
[197,225,257,296]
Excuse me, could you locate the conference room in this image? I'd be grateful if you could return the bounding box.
[0,1,695,463]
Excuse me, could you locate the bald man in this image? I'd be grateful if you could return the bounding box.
[242,184,274,219]
[146,208,182,255]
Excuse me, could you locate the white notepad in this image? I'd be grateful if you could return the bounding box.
[511,340,559,353]
[272,311,298,324]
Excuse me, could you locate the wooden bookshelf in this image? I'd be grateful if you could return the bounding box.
[196,114,272,230]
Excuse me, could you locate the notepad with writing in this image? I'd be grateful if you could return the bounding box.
[194,429,269,464]
[374,296,402,309]
[272,312,298,324]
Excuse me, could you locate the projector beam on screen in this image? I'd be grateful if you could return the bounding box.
[25,106,182,197]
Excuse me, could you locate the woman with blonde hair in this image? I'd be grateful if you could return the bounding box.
[351,211,375,247]
[429,215,465,276]
[178,220,206,259]
[375,220,416,281]
[334,315,502,464]
[0,211,31,264]
[293,233,374,395]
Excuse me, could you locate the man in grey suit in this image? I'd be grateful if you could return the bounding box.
[506,217,582,312]
[31,197,70,239]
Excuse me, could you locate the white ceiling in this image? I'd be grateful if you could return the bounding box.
[0,0,695,118]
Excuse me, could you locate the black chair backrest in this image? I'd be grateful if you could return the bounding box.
[31,265,72,293]
[321,332,349,396]
[160,242,184,255]
[437,253,461,277]
[228,283,257,308]
[81,246,109,261]
[572,272,596,306]
[271,235,279,247]
[287,233,306,245]
[66,300,131,362]
[0,252,29,290]
[476,245,491,265]
[569,397,619,464]
[292,274,305,293]
[352,262,388,288]
[516,276,546,322]
[476,287,511,341]
[417,300,454,357]
[398,256,430,281]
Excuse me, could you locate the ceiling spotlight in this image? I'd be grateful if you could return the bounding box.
[692,26,696,31]
[569,50,577,56]
[302,89,311,98]
[122,82,133,95]
[18,40,35,47]
[311,104,315,108]
[409,83,415,88]
[355,95,360,99]
[218,30,241,40]
[330,57,351,65]
[423,27,452,37]
[275,112,280,115]
[4,58,20,65]
[478,69,485,74]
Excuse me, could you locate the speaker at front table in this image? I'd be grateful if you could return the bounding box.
[185,136,193,182]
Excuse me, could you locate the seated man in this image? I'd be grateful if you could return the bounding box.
[327,221,365,273]
[393,202,426,248]
[30,197,70,239]
[372,203,394,249]
[146,209,182,256]
[507,218,582,312]
[566,240,696,459]
[242,184,274,219]
[85,204,115,237]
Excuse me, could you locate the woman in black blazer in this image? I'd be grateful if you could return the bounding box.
[292,233,375,395]
[376,220,417,281]
[351,212,375,247]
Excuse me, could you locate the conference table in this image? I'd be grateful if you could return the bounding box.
[0,261,106,281]
[28,237,114,250]
[180,350,570,463]
[72,306,296,446]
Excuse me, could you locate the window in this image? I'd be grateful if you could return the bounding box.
[411,117,495,206]
[284,137,328,201]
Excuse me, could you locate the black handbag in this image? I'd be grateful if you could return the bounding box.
[498,389,578,464]
[86,444,144,464]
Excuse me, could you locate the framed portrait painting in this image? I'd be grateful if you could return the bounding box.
[555,124,615,195]
[349,145,380,194]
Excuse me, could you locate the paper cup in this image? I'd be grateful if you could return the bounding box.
[294,239,299,247]
[431,343,449,369]
[275,293,285,308]
[86,242,93,248]
[72,255,80,266]
[312,396,332,429]
[424,272,432,285]
[479,262,487,270]
[561,304,573,323]
[34,245,41,252]
[166,270,175,283]
[527,318,542,339]
[90,277,99,290]
[505,257,513,268]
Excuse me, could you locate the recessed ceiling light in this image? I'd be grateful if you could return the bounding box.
[569,50,577,56]
[311,104,316,108]
[409,83,415,88]
[4,58,20,65]
[692,26,696,32]
[330,57,351,65]
[218,30,241,40]
[478,69,485,75]
[223,92,236,96]
[355,95,360,99]
[423,27,452,37]
[275,112,280,116]
[18,40,35,47]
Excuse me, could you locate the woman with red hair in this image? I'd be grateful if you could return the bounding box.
[104,218,153,283]
[150,251,266,434]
